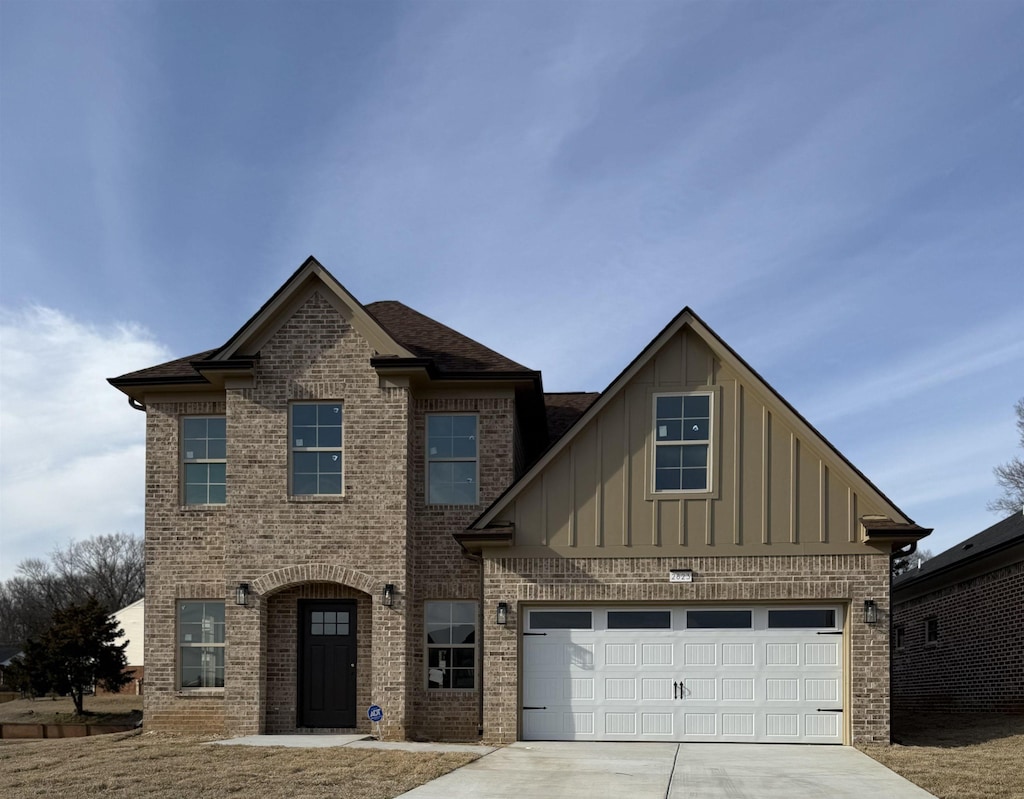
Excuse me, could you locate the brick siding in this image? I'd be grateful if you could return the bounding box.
[893,559,1024,713]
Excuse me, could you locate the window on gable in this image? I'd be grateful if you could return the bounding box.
[291,403,343,495]
[425,601,477,689]
[182,417,226,505]
[427,414,478,505]
[178,600,224,689]
[653,393,711,492]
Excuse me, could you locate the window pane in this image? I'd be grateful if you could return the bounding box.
[451,416,476,436]
[451,602,476,624]
[184,463,209,483]
[608,611,671,629]
[293,473,318,495]
[293,452,318,472]
[680,468,707,490]
[681,445,707,467]
[683,418,709,441]
[292,405,317,425]
[293,426,315,447]
[687,610,752,629]
[208,463,226,483]
[311,623,324,635]
[683,395,710,417]
[206,438,227,459]
[656,396,682,419]
[318,474,342,494]
[452,462,476,485]
[207,417,226,437]
[452,648,475,667]
[655,469,682,492]
[450,669,474,689]
[656,446,682,468]
[451,435,476,458]
[768,609,836,628]
[530,611,592,630]
[429,437,453,458]
[451,623,475,645]
[183,438,208,459]
[184,484,208,504]
[183,418,207,438]
[656,420,682,441]
[318,452,342,473]
[426,622,451,645]
[207,484,226,504]
[318,404,342,424]
[318,426,342,448]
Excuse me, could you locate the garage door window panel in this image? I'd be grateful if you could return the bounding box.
[529,611,593,630]
[767,609,836,628]
[607,611,671,629]
[687,610,752,629]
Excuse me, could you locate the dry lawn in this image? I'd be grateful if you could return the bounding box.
[0,694,143,726]
[0,731,480,799]
[859,712,1024,799]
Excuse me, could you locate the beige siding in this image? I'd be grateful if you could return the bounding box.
[497,327,893,557]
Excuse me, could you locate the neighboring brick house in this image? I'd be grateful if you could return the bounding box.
[892,510,1024,714]
[110,256,928,745]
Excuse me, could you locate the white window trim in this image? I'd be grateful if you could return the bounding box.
[650,390,714,494]
[425,413,479,506]
[424,600,478,691]
[289,401,344,497]
[181,415,226,507]
[177,600,225,692]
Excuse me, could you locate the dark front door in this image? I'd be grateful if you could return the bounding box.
[299,600,357,728]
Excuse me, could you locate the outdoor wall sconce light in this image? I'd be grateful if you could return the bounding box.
[863,599,878,624]
[382,584,395,607]
[235,582,249,606]
[496,602,509,625]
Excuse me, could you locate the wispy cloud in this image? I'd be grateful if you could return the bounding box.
[0,307,169,579]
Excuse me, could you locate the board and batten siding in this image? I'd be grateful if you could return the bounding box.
[495,328,889,557]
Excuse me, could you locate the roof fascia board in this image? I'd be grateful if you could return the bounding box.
[213,256,414,360]
[473,306,914,531]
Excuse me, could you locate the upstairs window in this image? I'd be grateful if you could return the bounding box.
[925,618,939,645]
[182,417,226,505]
[291,403,343,495]
[653,393,711,492]
[427,414,478,505]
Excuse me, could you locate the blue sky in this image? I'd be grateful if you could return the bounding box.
[1,0,1022,580]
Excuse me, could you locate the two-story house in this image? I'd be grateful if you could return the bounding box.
[109,257,928,745]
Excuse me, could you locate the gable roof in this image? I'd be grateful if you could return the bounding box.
[894,510,1024,590]
[470,305,921,532]
[109,257,536,391]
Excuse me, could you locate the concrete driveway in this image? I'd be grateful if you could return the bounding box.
[396,741,937,799]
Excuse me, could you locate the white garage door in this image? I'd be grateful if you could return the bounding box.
[522,606,844,744]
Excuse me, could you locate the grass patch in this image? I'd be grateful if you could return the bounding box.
[0,732,480,799]
[0,695,142,727]
[859,712,1024,799]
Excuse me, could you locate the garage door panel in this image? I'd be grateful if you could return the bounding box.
[522,605,844,744]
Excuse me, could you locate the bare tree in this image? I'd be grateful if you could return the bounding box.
[0,533,143,645]
[989,398,1024,515]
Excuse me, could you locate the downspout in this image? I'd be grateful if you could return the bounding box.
[128,397,146,412]
[888,541,917,743]
[460,544,486,738]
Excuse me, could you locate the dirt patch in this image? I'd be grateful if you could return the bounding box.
[0,695,142,727]
[859,713,1024,799]
[0,731,481,799]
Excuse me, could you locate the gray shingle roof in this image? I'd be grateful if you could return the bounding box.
[894,510,1024,588]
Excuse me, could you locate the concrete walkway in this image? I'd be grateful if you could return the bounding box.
[394,741,938,799]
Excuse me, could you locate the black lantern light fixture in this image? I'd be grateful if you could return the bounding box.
[496,602,509,625]
[863,599,878,624]
[235,582,249,606]
[382,583,395,607]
